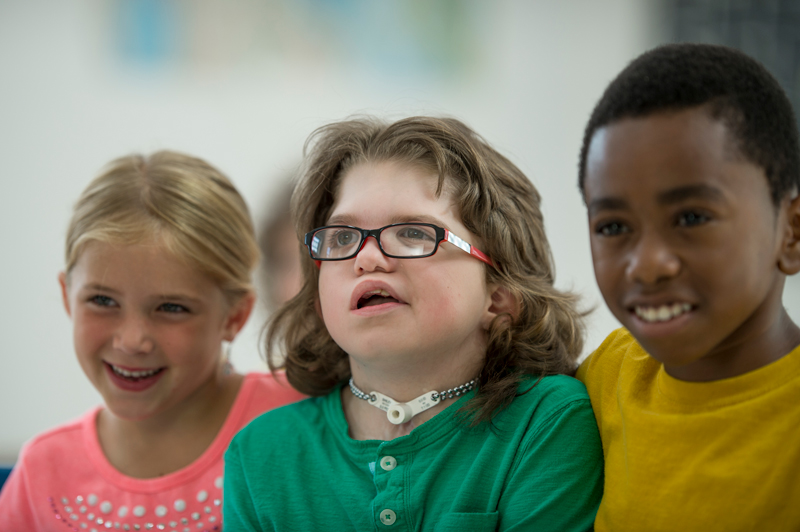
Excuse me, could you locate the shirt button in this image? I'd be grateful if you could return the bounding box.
[380,509,397,525]
[380,456,397,471]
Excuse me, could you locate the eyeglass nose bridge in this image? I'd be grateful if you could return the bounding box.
[355,227,388,256]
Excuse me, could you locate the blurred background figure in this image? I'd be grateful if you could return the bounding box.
[258,180,304,312]
[1,0,800,477]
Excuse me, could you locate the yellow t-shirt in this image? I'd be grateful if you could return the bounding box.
[577,328,800,532]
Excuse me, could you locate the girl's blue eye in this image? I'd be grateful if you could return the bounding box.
[159,303,189,314]
[677,211,710,227]
[596,222,629,237]
[89,295,116,307]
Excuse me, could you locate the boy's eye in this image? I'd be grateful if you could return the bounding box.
[676,211,710,227]
[595,221,630,237]
[158,302,189,314]
[89,295,117,307]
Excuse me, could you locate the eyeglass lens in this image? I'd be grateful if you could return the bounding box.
[309,224,438,260]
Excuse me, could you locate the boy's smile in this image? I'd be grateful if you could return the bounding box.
[584,107,800,381]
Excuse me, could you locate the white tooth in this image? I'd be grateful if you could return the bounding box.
[111,364,159,379]
[636,303,693,323]
[380,289,390,297]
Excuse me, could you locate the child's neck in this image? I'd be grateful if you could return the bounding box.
[96,372,243,479]
[343,360,482,441]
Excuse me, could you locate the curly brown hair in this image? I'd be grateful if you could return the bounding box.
[266,116,584,423]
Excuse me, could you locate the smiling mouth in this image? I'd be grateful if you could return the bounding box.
[357,289,400,309]
[105,362,165,381]
[634,303,692,323]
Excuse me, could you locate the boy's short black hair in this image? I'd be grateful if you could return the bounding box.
[578,43,800,204]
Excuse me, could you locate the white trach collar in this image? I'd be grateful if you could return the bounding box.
[348,377,478,425]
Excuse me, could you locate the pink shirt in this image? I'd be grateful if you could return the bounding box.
[0,372,305,531]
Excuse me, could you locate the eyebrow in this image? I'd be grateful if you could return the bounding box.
[588,184,725,216]
[80,283,202,304]
[587,197,628,216]
[656,184,724,204]
[81,283,120,294]
[326,213,449,229]
[154,294,203,304]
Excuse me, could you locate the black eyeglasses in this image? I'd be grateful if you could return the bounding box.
[304,223,493,267]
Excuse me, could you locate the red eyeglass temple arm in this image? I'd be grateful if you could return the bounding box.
[444,230,494,268]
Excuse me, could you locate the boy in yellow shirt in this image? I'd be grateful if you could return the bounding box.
[577,43,800,531]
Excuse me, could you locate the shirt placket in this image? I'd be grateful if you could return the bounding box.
[371,441,410,531]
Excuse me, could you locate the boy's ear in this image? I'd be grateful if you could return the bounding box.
[58,272,72,317]
[223,292,256,342]
[778,194,800,275]
[482,284,518,330]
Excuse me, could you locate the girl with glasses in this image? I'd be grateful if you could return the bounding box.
[224,117,603,530]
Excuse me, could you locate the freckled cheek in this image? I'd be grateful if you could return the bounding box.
[158,324,213,364]
[72,315,112,354]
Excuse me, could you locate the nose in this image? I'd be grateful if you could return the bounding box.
[625,231,681,286]
[113,314,155,355]
[353,235,393,274]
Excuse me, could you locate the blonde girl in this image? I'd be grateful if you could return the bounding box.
[0,151,304,530]
[224,117,603,531]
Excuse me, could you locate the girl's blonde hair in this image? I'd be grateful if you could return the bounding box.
[65,151,259,302]
[267,117,584,423]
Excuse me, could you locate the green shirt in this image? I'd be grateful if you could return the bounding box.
[223,375,602,531]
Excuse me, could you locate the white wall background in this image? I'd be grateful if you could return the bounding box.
[2,0,798,463]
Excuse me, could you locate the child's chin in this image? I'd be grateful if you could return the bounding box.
[633,334,707,368]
